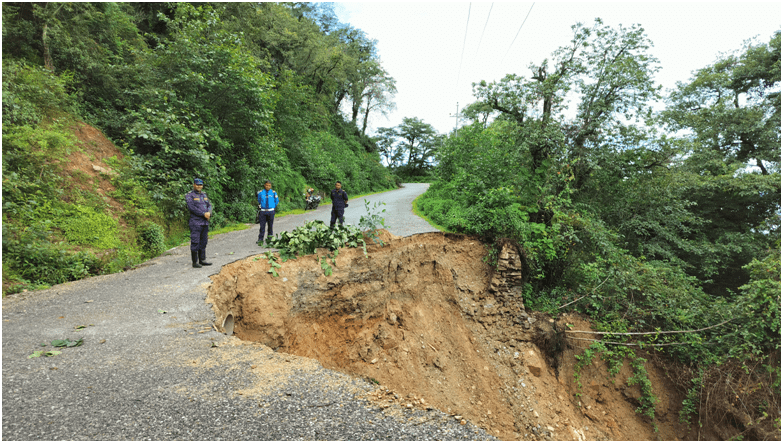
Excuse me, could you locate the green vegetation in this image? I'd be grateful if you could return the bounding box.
[358,199,388,245]
[418,20,780,435]
[375,117,443,182]
[412,194,451,233]
[264,220,368,277]
[28,337,83,359]
[2,2,396,294]
[266,220,367,260]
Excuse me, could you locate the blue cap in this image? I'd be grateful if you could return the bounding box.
[194,178,204,185]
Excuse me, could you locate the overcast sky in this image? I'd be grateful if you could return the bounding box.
[334,2,781,136]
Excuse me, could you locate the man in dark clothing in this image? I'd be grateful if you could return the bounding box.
[185,178,213,268]
[256,180,279,246]
[329,181,349,229]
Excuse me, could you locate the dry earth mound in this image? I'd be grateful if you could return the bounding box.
[207,231,694,440]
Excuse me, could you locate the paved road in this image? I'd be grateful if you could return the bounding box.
[2,184,495,441]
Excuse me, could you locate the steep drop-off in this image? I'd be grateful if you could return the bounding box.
[207,231,699,440]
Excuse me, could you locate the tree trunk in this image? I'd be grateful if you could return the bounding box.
[361,102,371,135]
[42,23,54,72]
[334,90,346,113]
[351,98,360,126]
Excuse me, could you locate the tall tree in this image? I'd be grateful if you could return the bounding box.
[461,101,495,127]
[359,67,397,135]
[663,31,780,175]
[654,31,781,293]
[373,126,401,167]
[121,3,278,221]
[376,117,441,175]
[396,117,440,175]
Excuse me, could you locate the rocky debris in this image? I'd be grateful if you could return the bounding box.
[488,240,526,311]
[366,387,433,411]
[91,164,118,176]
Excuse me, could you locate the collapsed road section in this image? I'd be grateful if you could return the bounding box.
[207,231,692,441]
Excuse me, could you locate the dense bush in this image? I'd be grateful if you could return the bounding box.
[2,222,102,289]
[59,206,120,249]
[1,59,74,126]
[137,221,166,258]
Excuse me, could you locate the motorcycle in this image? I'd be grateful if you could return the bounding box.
[304,190,321,210]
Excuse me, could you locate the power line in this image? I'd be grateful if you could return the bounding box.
[473,3,494,61]
[456,3,471,92]
[501,2,535,64]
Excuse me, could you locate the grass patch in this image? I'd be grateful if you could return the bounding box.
[208,222,251,237]
[276,208,307,217]
[412,194,450,233]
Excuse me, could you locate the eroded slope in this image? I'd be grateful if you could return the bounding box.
[207,231,693,440]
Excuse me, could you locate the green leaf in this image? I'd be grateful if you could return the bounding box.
[51,338,83,348]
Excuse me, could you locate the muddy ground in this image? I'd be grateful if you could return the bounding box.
[207,230,701,441]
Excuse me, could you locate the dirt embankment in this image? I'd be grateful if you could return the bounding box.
[65,122,126,221]
[207,231,696,441]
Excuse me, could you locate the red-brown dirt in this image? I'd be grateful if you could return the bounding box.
[207,231,700,440]
[64,121,127,228]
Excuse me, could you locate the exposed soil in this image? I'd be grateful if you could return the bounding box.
[64,121,126,224]
[207,231,700,441]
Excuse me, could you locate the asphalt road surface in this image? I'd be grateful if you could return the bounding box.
[2,183,496,441]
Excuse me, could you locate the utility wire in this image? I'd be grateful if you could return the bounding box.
[564,318,735,336]
[473,3,494,61]
[456,3,472,93]
[501,2,535,64]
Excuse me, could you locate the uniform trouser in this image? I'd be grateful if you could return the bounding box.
[330,207,345,228]
[258,211,275,241]
[189,222,209,258]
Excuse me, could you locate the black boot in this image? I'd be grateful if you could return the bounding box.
[198,250,212,266]
[191,251,202,268]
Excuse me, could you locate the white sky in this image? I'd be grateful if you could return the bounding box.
[334,2,781,136]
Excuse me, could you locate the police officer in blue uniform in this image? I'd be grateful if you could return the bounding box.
[329,181,349,229]
[257,180,279,246]
[185,178,213,268]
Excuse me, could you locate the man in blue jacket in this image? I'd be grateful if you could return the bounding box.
[329,181,349,229]
[257,180,279,246]
[185,178,213,268]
